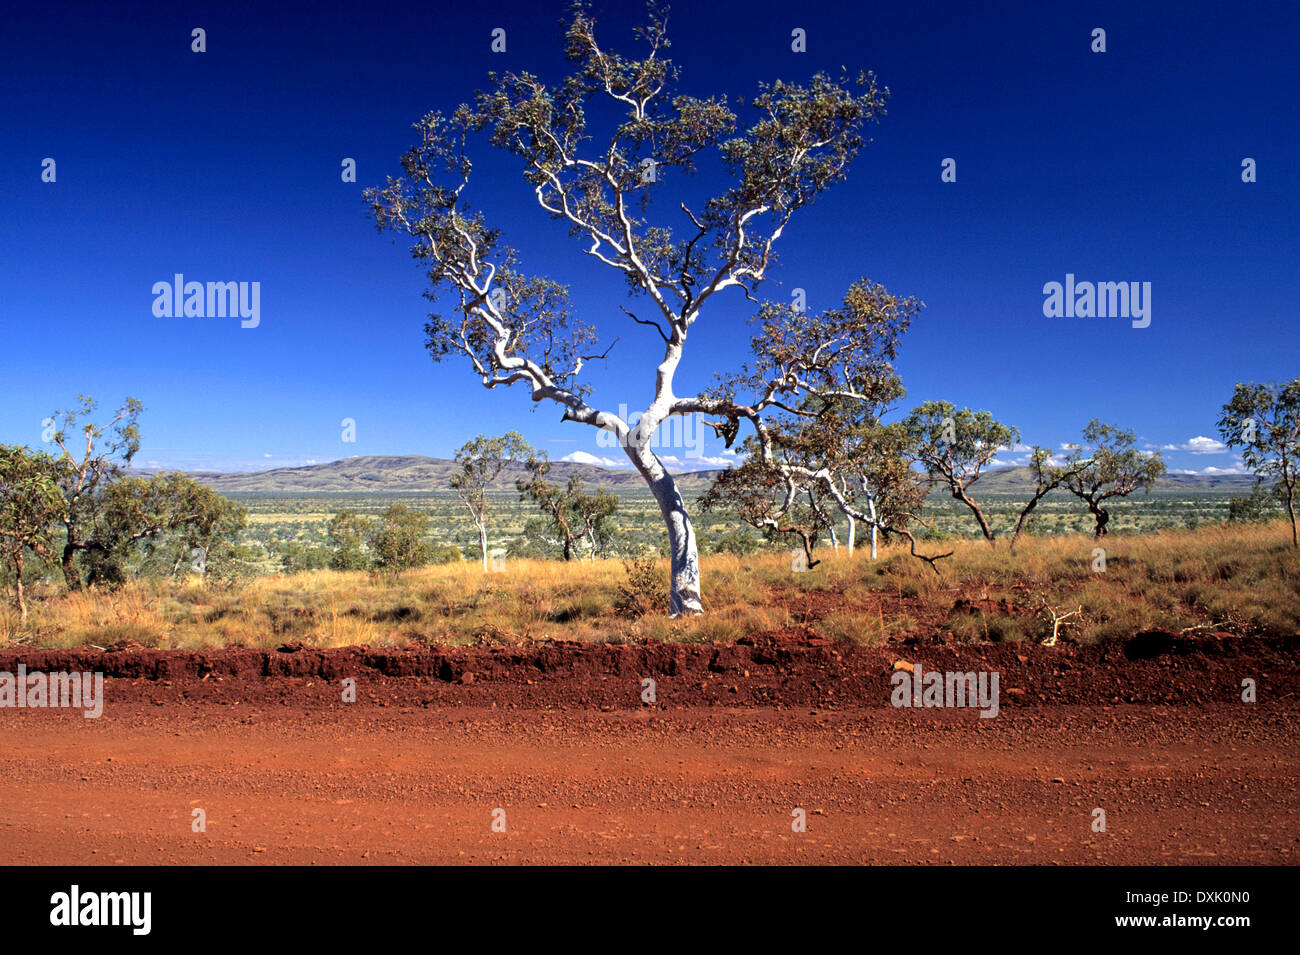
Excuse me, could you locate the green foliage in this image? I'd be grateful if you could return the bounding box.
[278,542,332,574]
[451,431,533,567]
[89,473,247,585]
[1061,420,1167,537]
[46,395,143,589]
[429,544,463,565]
[517,454,618,560]
[615,556,668,617]
[703,529,763,556]
[1218,379,1300,545]
[1227,484,1284,524]
[371,503,431,572]
[327,511,374,570]
[0,445,67,619]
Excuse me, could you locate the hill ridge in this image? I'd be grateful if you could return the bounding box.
[130,455,1257,495]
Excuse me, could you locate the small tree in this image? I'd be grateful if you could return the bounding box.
[1218,379,1300,546]
[327,511,374,570]
[372,503,431,571]
[1227,485,1283,524]
[86,473,245,584]
[700,284,947,570]
[803,394,927,561]
[1008,445,1086,550]
[903,402,1017,544]
[47,396,142,589]
[1060,420,1166,537]
[450,431,532,570]
[517,455,618,561]
[0,446,67,624]
[699,457,831,569]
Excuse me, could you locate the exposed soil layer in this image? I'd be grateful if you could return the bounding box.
[1,635,1296,865]
[1,631,1293,710]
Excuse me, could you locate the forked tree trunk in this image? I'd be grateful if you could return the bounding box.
[626,443,702,616]
[476,520,489,571]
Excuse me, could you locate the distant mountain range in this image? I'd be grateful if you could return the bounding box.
[134,454,1259,495]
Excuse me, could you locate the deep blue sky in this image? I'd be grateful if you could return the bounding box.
[2,0,1296,475]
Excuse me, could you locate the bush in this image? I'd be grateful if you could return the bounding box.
[372,504,430,571]
[615,557,667,617]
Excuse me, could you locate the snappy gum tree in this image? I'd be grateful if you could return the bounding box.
[367,4,888,614]
[450,431,532,570]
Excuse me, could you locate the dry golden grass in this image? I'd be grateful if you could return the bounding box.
[3,522,1297,650]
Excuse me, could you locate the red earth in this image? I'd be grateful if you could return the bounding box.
[1,633,1296,864]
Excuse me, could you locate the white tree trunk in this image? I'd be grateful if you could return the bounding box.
[868,495,878,560]
[626,442,703,616]
[845,514,856,557]
[477,520,489,572]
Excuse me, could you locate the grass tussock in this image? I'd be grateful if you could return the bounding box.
[2,522,1296,650]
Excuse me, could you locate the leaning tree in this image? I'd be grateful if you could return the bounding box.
[903,401,1018,545]
[367,4,892,614]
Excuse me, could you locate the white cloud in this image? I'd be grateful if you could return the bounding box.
[1184,436,1228,454]
[1162,436,1228,454]
[560,450,626,468]
[680,455,736,469]
[1199,464,1250,475]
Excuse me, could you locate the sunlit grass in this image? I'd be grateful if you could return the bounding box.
[3,521,1296,649]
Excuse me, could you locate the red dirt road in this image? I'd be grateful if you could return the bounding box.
[1,636,1296,865]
